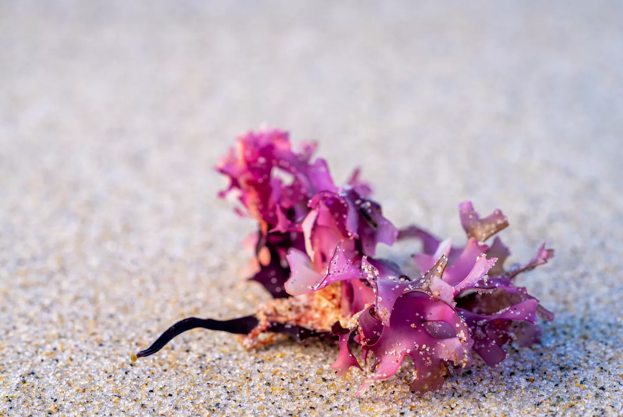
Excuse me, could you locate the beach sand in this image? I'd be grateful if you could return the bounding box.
[1,1,622,415]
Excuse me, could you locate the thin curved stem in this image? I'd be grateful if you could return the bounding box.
[135,315,259,359]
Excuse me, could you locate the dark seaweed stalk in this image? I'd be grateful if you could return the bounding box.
[134,316,259,359]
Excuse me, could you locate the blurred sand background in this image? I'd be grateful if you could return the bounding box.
[1,1,622,415]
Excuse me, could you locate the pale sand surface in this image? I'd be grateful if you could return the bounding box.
[1,1,622,415]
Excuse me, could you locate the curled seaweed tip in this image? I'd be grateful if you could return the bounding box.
[135,316,259,359]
